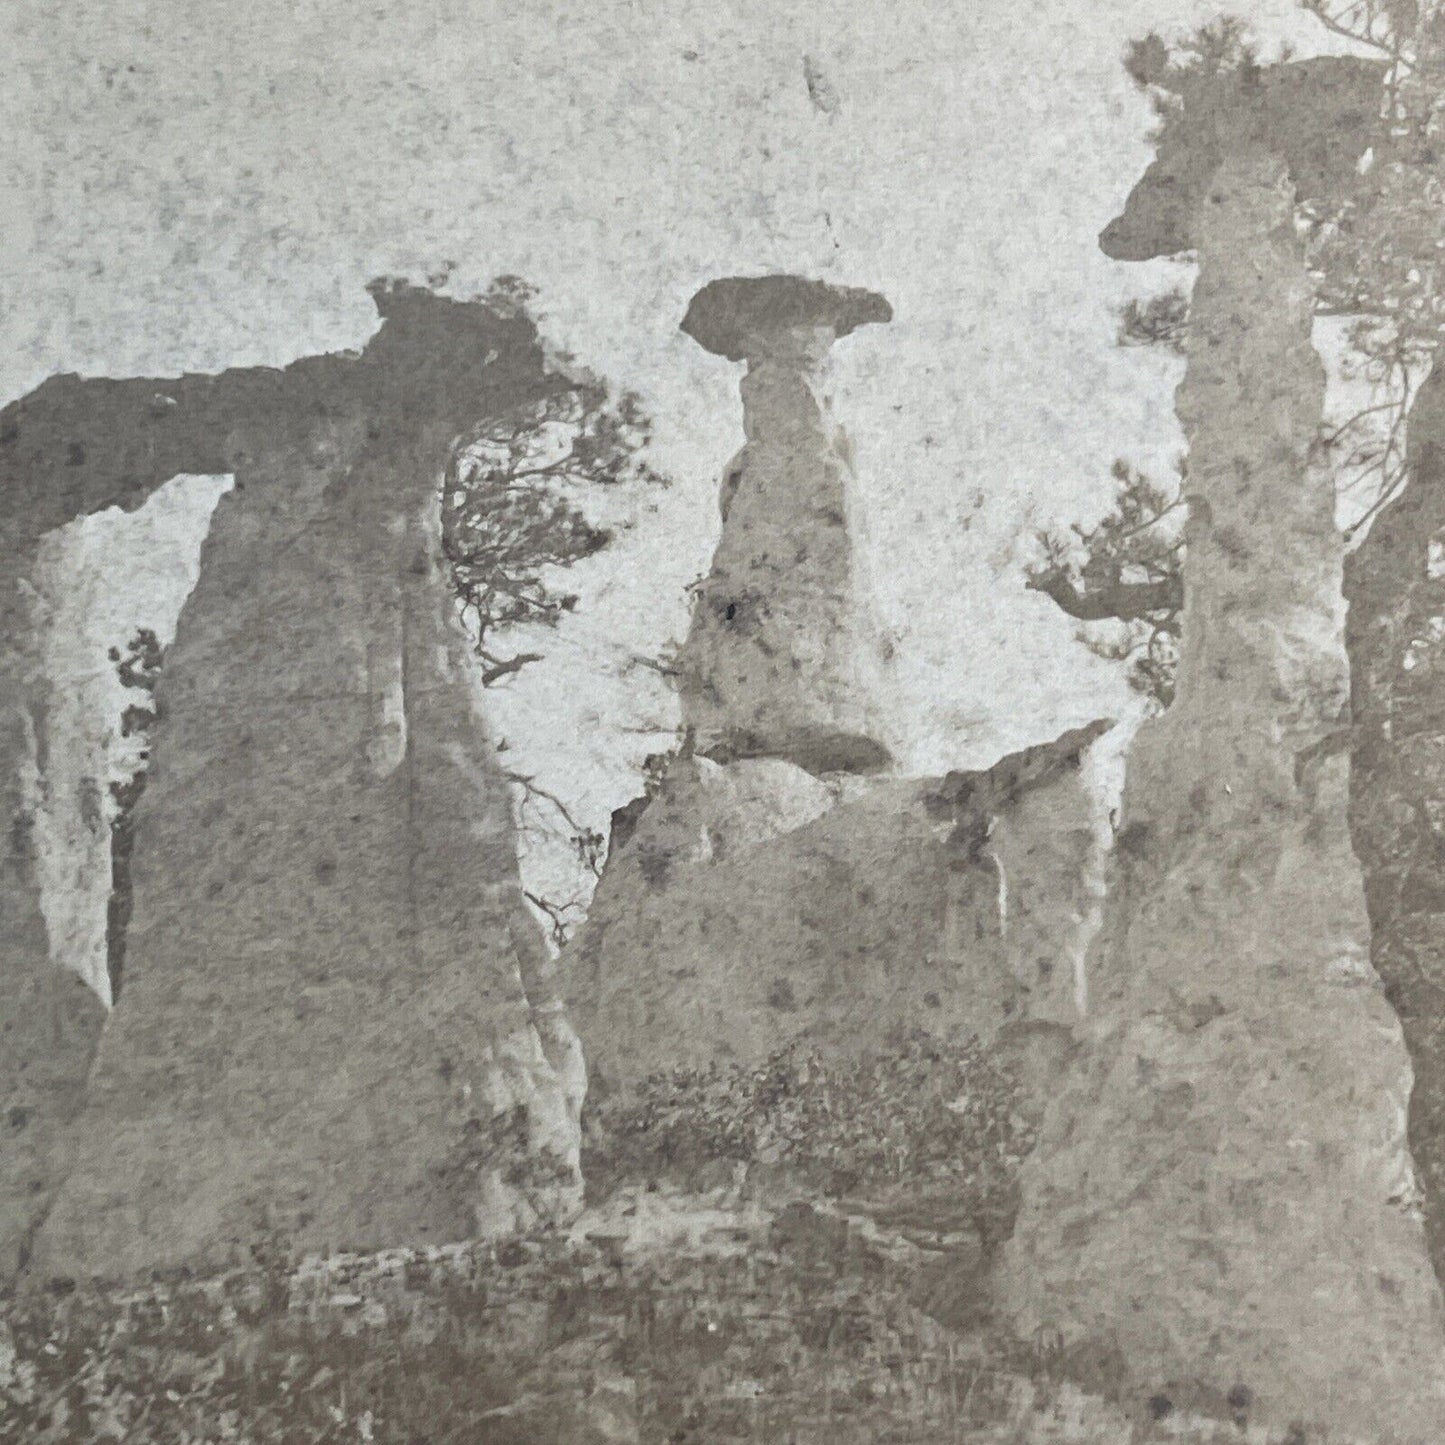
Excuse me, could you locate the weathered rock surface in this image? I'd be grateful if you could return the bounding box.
[933,719,1115,1027]
[22,480,229,1011]
[1098,55,1384,264]
[1347,364,1445,1285]
[569,724,1109,1101]
[676,276,893,775]
[1,367,282,1281]
[0,947,104,1283]
[12,284,582,1282]
[999,147,1445,1439]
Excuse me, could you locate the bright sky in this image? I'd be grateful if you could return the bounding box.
[3,0,1362,917]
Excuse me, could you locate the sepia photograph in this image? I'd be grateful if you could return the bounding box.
[5,0,1445,1439]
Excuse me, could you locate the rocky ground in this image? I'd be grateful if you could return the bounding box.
[0,1031,1340,1444]
[2,1202,1299,1445]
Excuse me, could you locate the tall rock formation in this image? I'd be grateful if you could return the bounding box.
[7,284,581,1283]
[1,367,277,1282]
[676,276,894,774]
[999,67,1445,1439]
[1347,366,1445,1283]
[571,279,1112,1167]
[1339,12,1445,1292]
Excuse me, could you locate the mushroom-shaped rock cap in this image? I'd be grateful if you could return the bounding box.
[681,275,892,361]
[1099,55,1385,262]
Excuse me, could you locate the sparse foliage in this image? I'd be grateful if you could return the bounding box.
[441,284,666,686]
[0,1194,1111,1445]
[1123,17,1265,102]
[1295,1,1445,517]
[586,1029,1035,1237]
[1027,461,1184,708]
[504,767,607,946]
[1117,288,1190,353]
[439,279,670,938]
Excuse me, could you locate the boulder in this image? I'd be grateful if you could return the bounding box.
[570,725,1109,1100]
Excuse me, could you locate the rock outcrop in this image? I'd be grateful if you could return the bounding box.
[999,90,1445,1437]
[1347,365,1445,1283]
[7,284,583,1283]
[572,278,1109,1127]
[676,276,894,775]
[1,366,280,1281]
[571,725,1110,1104]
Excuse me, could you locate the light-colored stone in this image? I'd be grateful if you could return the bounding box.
[989,756,1106,1026]
[569,729,1108,1099]
[999,147,1445,1440]
[676,276,893,775]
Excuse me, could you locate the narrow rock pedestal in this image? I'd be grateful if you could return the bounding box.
[677,275,893,775]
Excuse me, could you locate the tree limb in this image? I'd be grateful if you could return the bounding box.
[1026,570,1182,622]
[480,652,545,686]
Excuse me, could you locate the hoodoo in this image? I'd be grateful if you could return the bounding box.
[676,275,894,775]
[999,59,1445,1439]
[17,285,581,1281]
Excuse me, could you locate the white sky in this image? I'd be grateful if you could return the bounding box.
[3,0,1363,914]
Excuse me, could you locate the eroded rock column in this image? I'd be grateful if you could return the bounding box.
[0,544,107,1280]
[29,288,581,1280]
[572,278,1111,1121]
[998,152,1445,1439]
[677,276,893,775]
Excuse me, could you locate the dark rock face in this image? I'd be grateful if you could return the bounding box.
[1000,151,1445,1439]
[1347,365,1445,1283]
[1099,56,1383,262]
[5,285,580,1283]
[676,275,893,776]
[680,275,893,361]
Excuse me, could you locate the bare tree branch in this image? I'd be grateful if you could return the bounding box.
[1026,571,1182,621]
[480,652,545,686]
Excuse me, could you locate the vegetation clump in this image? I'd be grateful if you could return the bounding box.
[585,1029,1036,1233]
